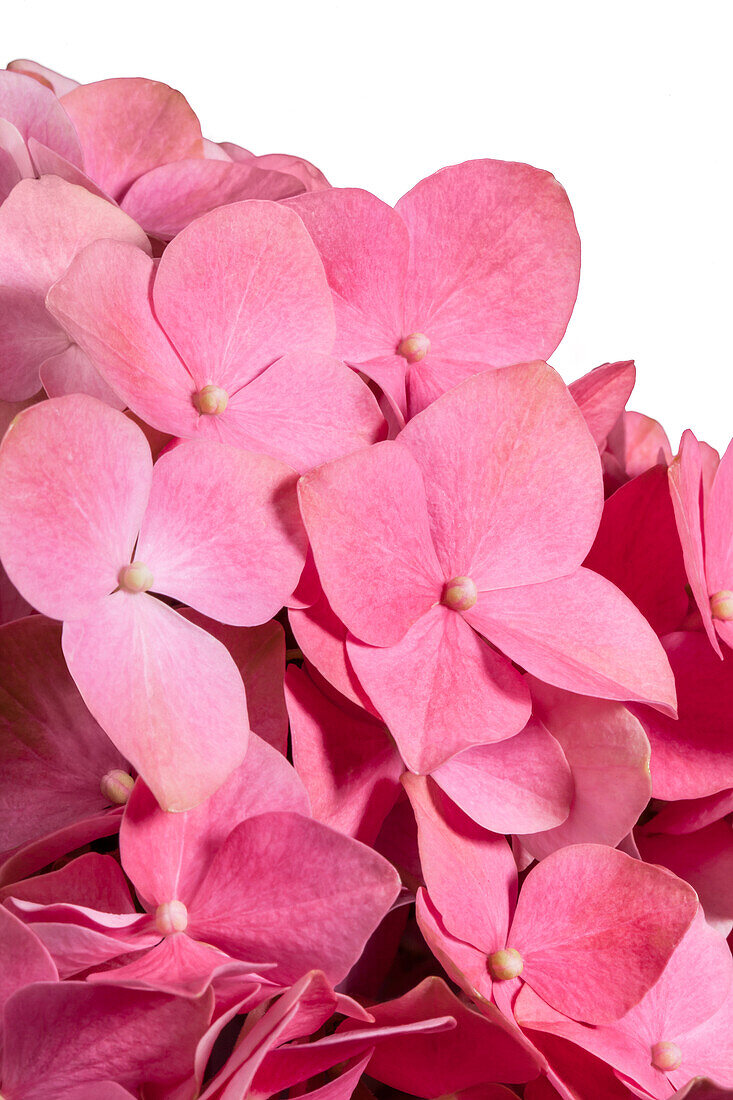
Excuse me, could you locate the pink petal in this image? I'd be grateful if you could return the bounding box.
[568,360,636,449]
[180,610,288,753]
[40,344,126,409]
[62,593,249,811]
[509,844,698,1024]
[298,440,443,647]
[520,681,651,860]
[0,906,57,1023]
[432,718,573,834]
[7,58,79,96]
[187,811,400,984]
[398,364,602,588]
[584,464,689,635]
[705,439,733,595]
[404,774,516,952]
[27,137,111,199]
[0,615,127,855]
[0,395,152,620]
[347,605,531,773]
[0,285,70,401]
[137,440,306,624]
[637,822,733,937]
[289,591,377,712]
[120,733,308,908]
[152,200,335,392]
[216,352,385,472]
[60,77,203,200]
[0,69,83,165]
[46,239,200,436]
[467,567,677,713]
[286,663,402,844]
[0,810,122,888]
[414,886,494,1003]
[0,560,32,624]
[617,410,674,478]
[635,632,733,800]
[397,160,580,387]
[1,982,212,1099]
[121,158,304,240]
[2,851,134,913]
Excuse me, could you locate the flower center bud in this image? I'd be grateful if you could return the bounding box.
[397,332,431,364]
[487,947,524,981]
[196,384,229,415]
[442,576,478,612]
[154,900,188,936]
[710,590,733,621]
[651,1040,682,1072]
[118,561,153,594]
[100,769,135,805]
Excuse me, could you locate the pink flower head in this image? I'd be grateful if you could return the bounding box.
[405,775,697,1026]
[0,175,151,404]
[299,364,676,772]
[0,395,307,809]
[47,199,387,472]
[286,159,581,419]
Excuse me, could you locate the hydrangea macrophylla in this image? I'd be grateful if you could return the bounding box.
[0,175,151,404]
[404,775,698,1026]
[46,199,387,472]
[286,160,580,419]
[0,394,307,810]
[299,363,676,772]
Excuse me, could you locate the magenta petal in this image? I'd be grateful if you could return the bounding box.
[0,396,152,620]
[137,440,306,624]
[2,981,212,1099]
[152,199,335,392]
[467,567,677,713]
[568,361,636,449]
[510,844,698,1024]
[347,606,531,773]
[298,440,443,647]
[187,811,400,984]
[120,733,308,908]
[60,77,203,200]
[0,69,83,165]
[397,159,580,368]
[62,593,249,812]
[432,718,573,834]
[398,364,602,588]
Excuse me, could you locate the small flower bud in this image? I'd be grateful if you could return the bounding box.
[100,769,135,805]
[397,333,431,364]
[196,385,229,415]
[154,900,188,935]
[651,1040,682,1071]
[442,576,478,612]
[118,561,153,594]
[710,590,733,621]
[487,947,524,981]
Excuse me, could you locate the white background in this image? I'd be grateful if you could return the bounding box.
[5,1,732,450]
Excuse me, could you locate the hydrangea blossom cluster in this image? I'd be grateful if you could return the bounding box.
[0,58,731,1100]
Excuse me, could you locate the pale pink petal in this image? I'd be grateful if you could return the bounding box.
[137,440,306,624]
[509,844,697,1024]
[62,592,249,812]
[0,285,68,400]
[60,77,203,200]
[40,344,126,408]
[0,396,152,620]
[120,733,308,907]
[0,116,33,177]
[397,160,580,371]
[0,69,83,165]
[7,58,79,96]
[27,137,110,198]
[466,567,677,713]
[520,681,651,860]
[187,811,401,983]
[242,149,328,190]
[298,440,443,646]
[398,365,602,588]
[217,353,385,472]
[620,410,674,476]
[347,606,531,773]
[286,663,402,844]
[584,464,689,636]
[122,158,304,240]
[432,718,573,834]
[152,200,335,392]
[667,990,733,1091]
[46,239,200,436]
[569,361,636,449]
[404,774,516,952]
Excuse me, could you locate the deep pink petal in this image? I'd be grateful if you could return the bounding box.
[137,440,306,624]
[467,567,677,713]
[347,606,531,773]
[432,718,572,834]
[187,811,400,984]
[0,906,57,1023]
[398,364,602,587]
[289,591,376,712]
[60,77,203,200]
[509,844,698,1024]
[62,593,249,812]
[568,360,636,449]
[152,200,335,392]
[414,887,494,1003]
[298,440,443,646]
[0,396,152,620]
[0,810,122,888]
